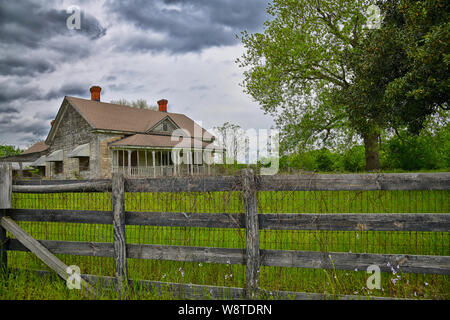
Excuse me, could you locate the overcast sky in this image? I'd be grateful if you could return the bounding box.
[0,0,274,149]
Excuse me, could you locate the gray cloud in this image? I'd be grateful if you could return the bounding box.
[34,110,56,121]
[44,83,88,100]
[0,1,106,46]
[0,81,89,105]
[0,1,275,148]
[106,0,267,53]
[0,107,19,114]
[0,0,106,76]
[0,56,56,77]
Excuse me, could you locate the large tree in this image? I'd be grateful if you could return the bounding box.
[238,0,449,170]
[238,0,383,169]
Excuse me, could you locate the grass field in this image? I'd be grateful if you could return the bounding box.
[1,189,449,300]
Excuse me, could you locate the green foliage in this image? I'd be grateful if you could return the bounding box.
[341,145,366,172]
[278,114,449,172]
[237,0,371,151]
[110,98,158,110]
[382,124,450,171]
[0,145,22,157]
[383,0,449,133]
[238,0,448,170]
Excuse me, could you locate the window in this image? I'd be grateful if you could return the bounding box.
[79,157,90,171]
[53,161,63,174]
[163,123,168,131]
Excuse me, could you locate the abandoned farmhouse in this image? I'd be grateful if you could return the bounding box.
[2,86,220,179]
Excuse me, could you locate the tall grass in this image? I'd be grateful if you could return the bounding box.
[3,189,449,300]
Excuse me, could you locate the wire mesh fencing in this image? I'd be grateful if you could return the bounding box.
[7,181,450,299]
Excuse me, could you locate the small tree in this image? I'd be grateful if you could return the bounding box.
[0,145,22,157]
[213,122,245,164]
[110,99,158,111]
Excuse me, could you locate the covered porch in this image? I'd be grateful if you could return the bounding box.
[111,148,214,178]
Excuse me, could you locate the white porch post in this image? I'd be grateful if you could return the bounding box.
[122,150,125,174]
[145,150,148,174]
[190,151,193,175]
[137,150,140,176]
[173,150,177,176]
[152,151,156,178]
[207,151,211,175]
[127,150,131,176]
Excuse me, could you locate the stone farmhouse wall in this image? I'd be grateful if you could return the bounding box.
[46,103,122,180]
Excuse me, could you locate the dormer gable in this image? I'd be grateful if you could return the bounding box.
[146,116,180,135]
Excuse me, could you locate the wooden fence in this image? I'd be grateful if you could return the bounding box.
[1,164,450,299]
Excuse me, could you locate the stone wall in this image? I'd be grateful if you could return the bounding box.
[98,134,123,179]
[46,102,97,180]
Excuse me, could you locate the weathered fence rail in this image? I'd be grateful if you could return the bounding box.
[5,209,450,232]
[1,164,450,300]
[11,172,450,193]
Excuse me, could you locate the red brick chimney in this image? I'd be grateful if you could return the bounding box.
[158,99,168,112]
[90,86,102,101]
[51,120,55,127]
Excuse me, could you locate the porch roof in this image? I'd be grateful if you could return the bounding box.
[68,143,90,158]
[46,149,63,162]
[108,134,219,150]
[30,155,47,167]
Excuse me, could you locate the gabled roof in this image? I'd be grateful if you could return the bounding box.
[60,96,214,140]
[109,134,218,149]
[21,141,49,155]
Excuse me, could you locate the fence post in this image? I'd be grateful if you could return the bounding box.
[242,168,260,299]
[112,172,128,293]
[0,163,12,274]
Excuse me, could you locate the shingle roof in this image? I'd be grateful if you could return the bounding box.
[109,134,219,149]
[21,141,49,155]
[66,96,213,140]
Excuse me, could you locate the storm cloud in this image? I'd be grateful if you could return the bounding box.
[106,0,267,53]
[0,0,106,76]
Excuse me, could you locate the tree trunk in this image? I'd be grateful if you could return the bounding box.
[364,131,380,171]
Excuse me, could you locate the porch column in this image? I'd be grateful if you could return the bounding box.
[137,150,140,176]
[145,150,148,174]
[152,151,156,178]
[122,150,125,173]
[207,151,211,175]
[190,151,193,175]
[127,150,131,176]
[172,150,177,176]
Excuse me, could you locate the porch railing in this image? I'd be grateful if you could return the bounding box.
[111,165,213,178]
